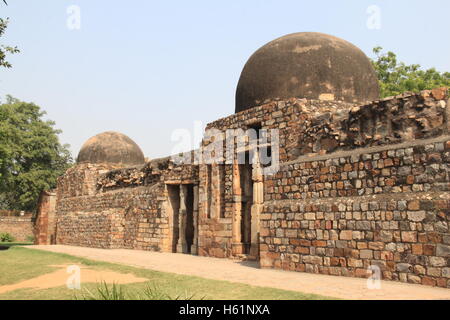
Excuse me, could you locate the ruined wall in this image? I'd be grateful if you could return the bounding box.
[197,99,356,258]
[55,158,197,251]
[34,191,57,245]
[260,138,450,288]
[0,215,34,242]
[56,187,166,250]
[52,86,449,288]
[197,88,450,287]
[197,164,233,258]
[256,88,450,288]
[207,88,447,159]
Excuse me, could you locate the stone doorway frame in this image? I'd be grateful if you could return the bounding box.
[231,153,263,260]
[166,183,199,255]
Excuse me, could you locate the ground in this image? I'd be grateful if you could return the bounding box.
[2,245,450,300]
[0,244,330,300]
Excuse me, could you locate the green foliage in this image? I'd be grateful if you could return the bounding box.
[0,96,73,211]
[76,282,127,300]
[25,235,35,243]
[0,232,14,242]
[372,47,450,98]
[75,281,202,300]
[0,17,19,69]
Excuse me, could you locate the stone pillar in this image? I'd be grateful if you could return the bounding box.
[231,159,244,255]
[177,185,188,254]
[34,190,57,245]
[250,154,263,258]
[191,185,199,255]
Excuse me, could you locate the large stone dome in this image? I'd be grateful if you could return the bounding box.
[235,32,380,113]
[77,131,145,166]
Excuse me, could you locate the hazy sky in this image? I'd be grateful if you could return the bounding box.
[1,0,449,159]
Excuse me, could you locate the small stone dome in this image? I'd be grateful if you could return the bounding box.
[235,32,380,113]
[77,131,145,166]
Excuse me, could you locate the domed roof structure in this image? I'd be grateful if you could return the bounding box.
[77,131,145,166]
[235,32,380,113]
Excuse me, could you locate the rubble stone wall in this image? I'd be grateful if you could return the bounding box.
[55,158,197,251]
[260,137,450,288]
[197,164,233,258]
[206,88,448,161]
[50,88,450,288]
[0,215,34,242]
[198,88,449,263]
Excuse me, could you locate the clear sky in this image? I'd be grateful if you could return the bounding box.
[1,0,449,159]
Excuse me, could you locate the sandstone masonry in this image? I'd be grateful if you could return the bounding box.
[35,88,450,288]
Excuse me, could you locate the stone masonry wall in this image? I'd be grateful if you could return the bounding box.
[260,137,450,288]
[197,164,233,258]
[51,87,450,288]
[55,157,197,252]
[56,185,168,250]
[0,215,34,242]
[206,88,448,161]
[196,88,449,262]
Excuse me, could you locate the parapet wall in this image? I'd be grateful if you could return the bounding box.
[206,87,448,160]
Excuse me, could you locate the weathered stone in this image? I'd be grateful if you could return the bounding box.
[340,230,353,240]
[401,232,417,243]
[436,244,450,257]
[396,263,412,272]
[360,250,373,259]
[407,211,426,222]
[356,221,371,231]
[442,268,450,278]
[429,256,447,267]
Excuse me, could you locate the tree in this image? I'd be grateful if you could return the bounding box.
[0,17,19,68]
[0,96,73,211]
[372,46,450,98]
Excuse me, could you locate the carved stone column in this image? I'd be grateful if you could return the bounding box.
[250,154,263,259]
[231,159,244,255]
[191,185,199,255]
[176,185,188,253]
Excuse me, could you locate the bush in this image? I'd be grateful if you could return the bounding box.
[26,235,35,243]
[0,232,15,242]
[75,282,203,300]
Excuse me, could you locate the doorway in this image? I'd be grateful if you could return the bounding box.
[168,184,195,254]
[167,185,180,253]
[239,153,253,255]
[185,185,195,253]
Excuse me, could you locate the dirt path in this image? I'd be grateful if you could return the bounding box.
[29,245,450,300]
[0,264,147,295]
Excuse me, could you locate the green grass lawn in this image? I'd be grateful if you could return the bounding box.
[0,246,335,300]
[0,242,33,248]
